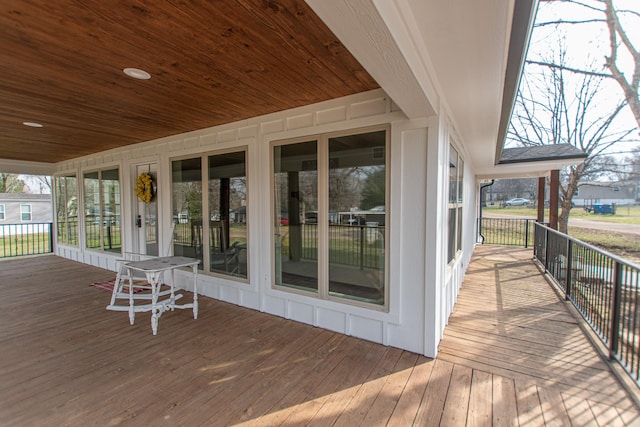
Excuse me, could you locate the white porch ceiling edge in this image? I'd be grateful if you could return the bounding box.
[305,0,438,119]
[0,159,56,176]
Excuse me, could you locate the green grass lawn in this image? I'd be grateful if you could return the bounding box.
[0,233,52,258]
[484,205,640,224]
[483,204,640,262]
[568,227,640,264]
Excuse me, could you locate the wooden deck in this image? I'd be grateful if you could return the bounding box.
[0,249,638,426]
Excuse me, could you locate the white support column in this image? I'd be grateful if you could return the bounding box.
[423,113,448,357]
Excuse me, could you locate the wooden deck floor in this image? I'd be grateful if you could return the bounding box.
[0,249,638,426]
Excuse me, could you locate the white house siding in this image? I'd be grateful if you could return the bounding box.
[0,194,52,224]
[53,89,472,357]
[573,183,637,207]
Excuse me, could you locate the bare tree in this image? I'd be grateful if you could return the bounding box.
[537,0,640,128]
[508,47,637,232]
[0,173,26,193]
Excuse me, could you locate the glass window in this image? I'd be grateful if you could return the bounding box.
[448,145,463,263]
[172,157,203,268]
[272,128,388,308]
[20,204,32,222]
[84,169,121,253]
[55,175,78,246]
[328,131,386,305]
[457,158,464,252]
[208,151,248,278]
[273,141,318,293]
[0,205,4,220]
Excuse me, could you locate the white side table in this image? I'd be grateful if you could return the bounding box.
[123,256,200,335]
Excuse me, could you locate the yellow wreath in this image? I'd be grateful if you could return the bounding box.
[135,172,154,203]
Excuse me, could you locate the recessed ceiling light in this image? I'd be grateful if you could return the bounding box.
[123,67,151,80]
[23,121,44,128]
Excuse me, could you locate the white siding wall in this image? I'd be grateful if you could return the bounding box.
[0,199,52,223]
[53,89,471,357]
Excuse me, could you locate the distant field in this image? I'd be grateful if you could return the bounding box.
[483,205,640,225]
[568,227,640,265]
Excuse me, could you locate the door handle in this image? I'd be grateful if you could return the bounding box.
[136,215,142,228]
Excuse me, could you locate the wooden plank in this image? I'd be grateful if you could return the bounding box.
[440,364,472,426]
[443,325,603,361]
[385,356,435,426]
[439,347,630,408]
[412,359,454,426]
[306,343,389,426]
[616,404,640,426]
[467,370,492,427]
[278,339,377,426]
[359,350,419,426]
[515,380,545,426]
[237,334,360,427]
[492,375,518,427]
[438,337,619,389]
[589,400,626,426]
[537,386,572,427]
[562,393,598,426]
[332,347,405,427]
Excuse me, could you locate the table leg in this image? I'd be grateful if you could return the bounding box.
[148,271,162,335]
[192,264,198,319]
[127,268,135,325]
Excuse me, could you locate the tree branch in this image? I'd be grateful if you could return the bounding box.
[535,18,605,27]
[525,60,612,78]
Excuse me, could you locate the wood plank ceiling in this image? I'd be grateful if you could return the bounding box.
[0,0,379,164]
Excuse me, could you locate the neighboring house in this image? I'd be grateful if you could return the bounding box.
[0,1,583,358]
[573,182,637,207]
[0,193,52,224]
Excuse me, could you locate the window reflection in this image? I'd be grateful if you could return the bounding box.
[273,141,318,292]
[56,175,78,246]
[83,169,120,253]
[328,131,386,305]
[208,151,248,278]
[172,158,203,268]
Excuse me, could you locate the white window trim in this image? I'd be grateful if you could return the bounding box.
[54,174,79,247]
[169,146,251,283]
[20,204,32,222]
[0,204,5,221]
[82,167,121,253]
[447,143,464,265]
[270,125,390,312]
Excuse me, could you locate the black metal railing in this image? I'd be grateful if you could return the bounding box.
[56,218,79,246]
[84,216,121,251]
[302,224,385,269]
[478,217,537,247]
[0,223,53,258]
[534,222,640,385]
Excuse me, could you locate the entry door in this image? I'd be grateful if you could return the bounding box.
[134,163,159,256]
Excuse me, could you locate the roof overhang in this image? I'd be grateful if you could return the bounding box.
[309,0,539,175]
[476,144,588,179]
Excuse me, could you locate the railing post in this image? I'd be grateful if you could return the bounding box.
[524,219,530,248]
[544,228,550,272]
[609,261,623,359]
[106,224,113,250]
[359,226,364,270]
[49,223,54,253]
[565,239,572,300]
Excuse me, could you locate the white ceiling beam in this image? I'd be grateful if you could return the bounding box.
[305,0,437,119]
